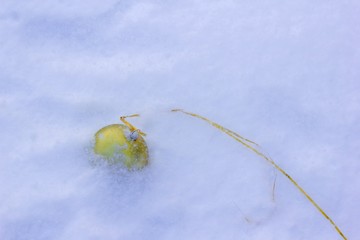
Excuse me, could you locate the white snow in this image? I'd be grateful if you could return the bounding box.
[0,0,359,239]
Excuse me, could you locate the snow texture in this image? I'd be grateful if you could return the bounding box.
[0,0,359,239]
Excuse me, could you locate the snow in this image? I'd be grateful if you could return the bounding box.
[1,0,359,239]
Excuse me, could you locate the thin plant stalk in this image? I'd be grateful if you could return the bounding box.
[171,109,347,240]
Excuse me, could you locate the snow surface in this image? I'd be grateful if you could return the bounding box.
[0,1,359,239]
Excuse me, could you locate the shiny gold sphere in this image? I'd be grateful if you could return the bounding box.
[94,124,149,170]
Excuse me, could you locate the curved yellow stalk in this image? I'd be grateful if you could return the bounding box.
[171,109,347,240]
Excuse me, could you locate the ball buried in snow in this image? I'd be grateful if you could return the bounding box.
[94,124,149,170]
